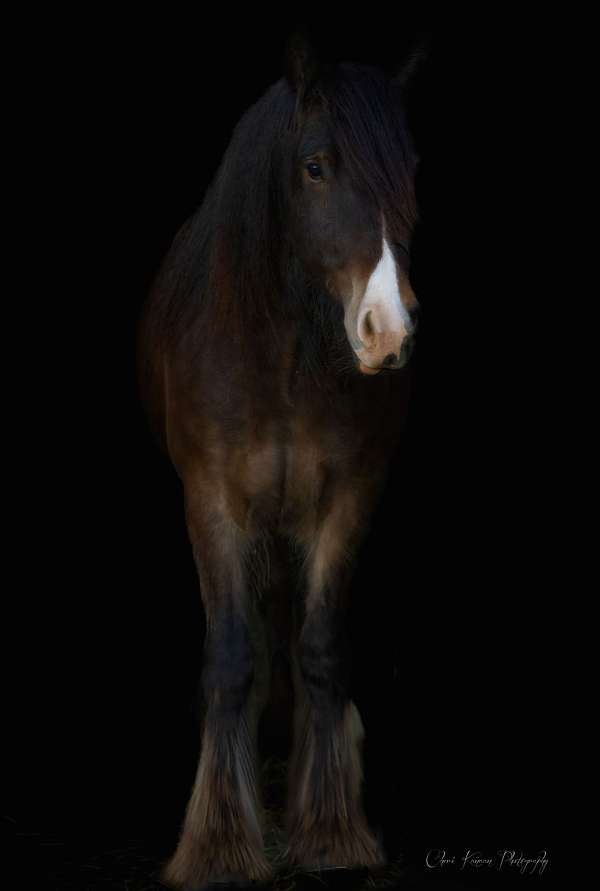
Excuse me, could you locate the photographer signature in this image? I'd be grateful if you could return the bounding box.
[425,849,549,875]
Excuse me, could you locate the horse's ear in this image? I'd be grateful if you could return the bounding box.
[285,29,320,98]
[393,35,429,91]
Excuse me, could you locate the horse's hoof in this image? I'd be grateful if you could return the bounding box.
[294,866,370,890]
[183,875,262,890]
[305,865,353,872]
[204,877,255,888]
[163,863,271,890]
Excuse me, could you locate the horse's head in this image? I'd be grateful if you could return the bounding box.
[285,38,420,375]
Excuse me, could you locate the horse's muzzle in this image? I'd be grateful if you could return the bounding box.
[353,296,419,374]
[358,335,415,374]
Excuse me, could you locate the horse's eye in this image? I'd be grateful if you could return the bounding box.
[306,162,323,181]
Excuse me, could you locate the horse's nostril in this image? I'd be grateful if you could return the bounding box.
[400,337,414,361]
[409,306,420,333]
[383,352,397,367]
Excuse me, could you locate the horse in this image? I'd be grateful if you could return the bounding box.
[138,36,421,891]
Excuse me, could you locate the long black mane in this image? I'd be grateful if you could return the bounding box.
[145,64,418,377]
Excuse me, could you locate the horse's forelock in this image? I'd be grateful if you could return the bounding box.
[323,64,418,238]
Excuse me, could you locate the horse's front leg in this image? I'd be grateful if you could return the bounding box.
[163,476,272,890]
[287,476,385,870]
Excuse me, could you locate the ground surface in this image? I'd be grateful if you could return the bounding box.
[3,812,550,891]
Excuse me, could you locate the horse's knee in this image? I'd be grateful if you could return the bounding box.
[203,617,254,715]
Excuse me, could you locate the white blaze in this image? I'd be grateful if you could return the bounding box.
[358,237,411,343]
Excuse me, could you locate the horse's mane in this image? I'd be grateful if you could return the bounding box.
[147,64,418,371]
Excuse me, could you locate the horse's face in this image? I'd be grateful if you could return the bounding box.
[288,106,419,375]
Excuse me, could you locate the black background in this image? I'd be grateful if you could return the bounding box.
[6,6,564,889]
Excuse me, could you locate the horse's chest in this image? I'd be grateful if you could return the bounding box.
[234,411,365,535]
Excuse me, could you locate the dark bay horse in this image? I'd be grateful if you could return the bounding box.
[138,38,420,890]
